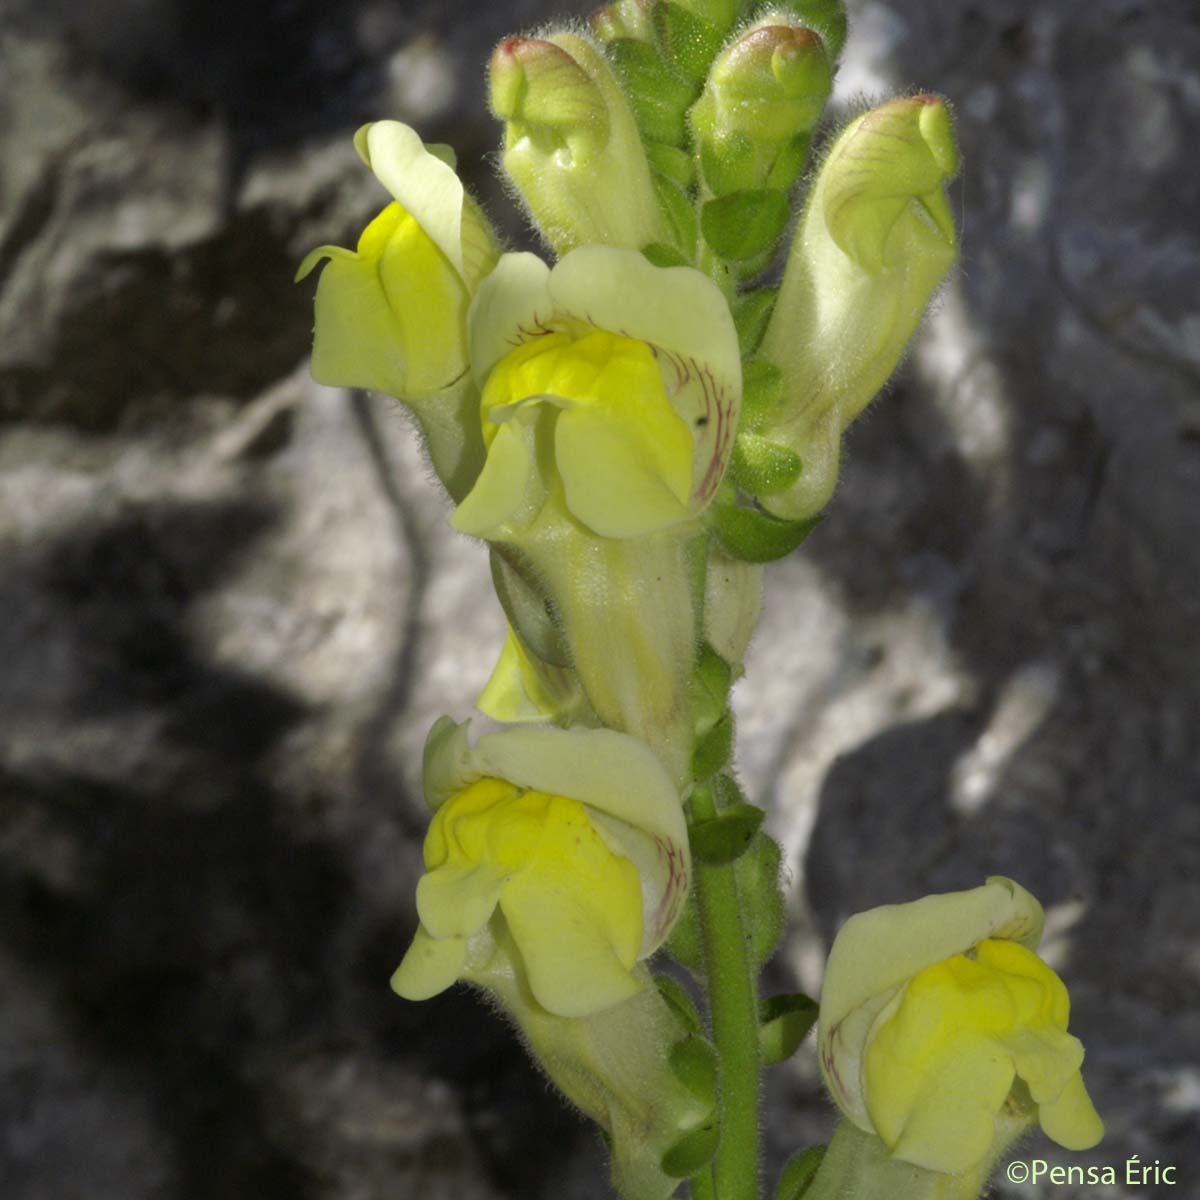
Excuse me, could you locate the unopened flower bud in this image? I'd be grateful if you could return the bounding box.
[770,0,848,62]
[753,95,959,520]
[692,21,832,197]
[590,0,654,44]
[490,32,668,254]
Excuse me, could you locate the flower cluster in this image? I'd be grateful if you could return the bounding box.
[297,6,1102,1200]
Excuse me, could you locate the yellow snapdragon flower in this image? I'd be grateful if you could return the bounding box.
[296,121,498,402]
[392,719,690,1018]
[818,877,1103,1175]
[452,244,741,540]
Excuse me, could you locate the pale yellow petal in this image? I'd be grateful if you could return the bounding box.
[451,419,538,537]
[1038,1071,1105,1151]
[356,120,470,277]
[467,252,554,388]
[555,406,692,537]
[416,862,509,940]
[882,1045,1015,1174]
[391,924,467,1001]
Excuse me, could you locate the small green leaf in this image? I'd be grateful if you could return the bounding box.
[665,888,705,974]
[642,241,691,268]
[691,711,734,781]
[646,140,695,189]
[661,1122,720,1178]
[733,289,779,357]
[607,38,698,145]
[712,503,823,563]
[759,993,819,1065]
[655,3,724,83]
[701,190,790,261]
[732,433,804,497]
[774,1145,827,1200]
[652,172,699,256]
[737,829,785,968]
[690,803,765,864]
[691,643,733,736]
[710,772,744,808]
[669,1035,718,1108]
[656,974,703,1033]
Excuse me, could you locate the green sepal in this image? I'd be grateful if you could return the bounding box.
[710,771,746,811]
[642,241,692,268]
[646,140,696,189]
[740,360,784,429]
[712,501,823,562]
[653,173,700,256]
[691,643,734,737]
[774,1146,827,1200]
[670,0,739,35]
[702,189,791,261]
[664,887,705,974]
[654,2,725,84]
[490,547,571,665]
[759,993,819,1065]
[731,432,804,496]
[691,711,734,780]
[765,131,814,192]
[669,1034,719,1107]
[772,0,847,61]
[736,828,785,967]
[661,1121,720,1178]
[690,802,765,865]
[607,37,698,145]
[700,131,757,197]
[733,288,779,357]
[655,974,704,1033]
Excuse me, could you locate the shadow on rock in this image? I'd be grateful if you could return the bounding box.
[0,496,596,1199]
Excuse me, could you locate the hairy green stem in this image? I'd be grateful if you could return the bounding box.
[692,781,761,1200]
[690,1166,718,1200]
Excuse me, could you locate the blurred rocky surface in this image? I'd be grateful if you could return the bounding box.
[1,1,1197,1198]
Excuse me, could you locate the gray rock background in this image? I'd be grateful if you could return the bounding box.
[1,1,1197,1198]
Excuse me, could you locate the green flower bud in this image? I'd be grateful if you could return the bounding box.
[754,96,959,520]
[590,0,655,44]
[490,32,668,255]
[770,0,848,63]
[692,21,832,197]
